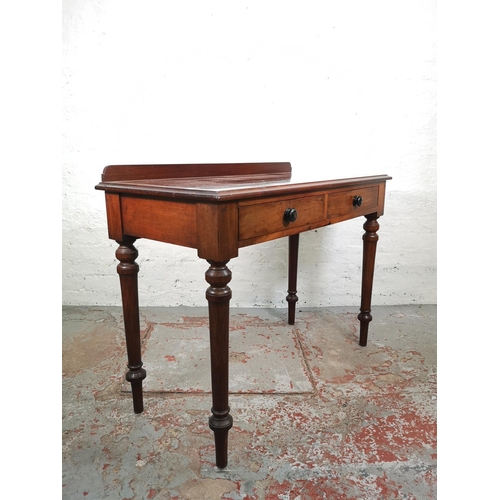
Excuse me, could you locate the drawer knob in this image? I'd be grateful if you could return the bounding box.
[353,195,363,207]
[284,207,298,222]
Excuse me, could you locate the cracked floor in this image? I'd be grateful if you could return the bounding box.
[62,305,436,499]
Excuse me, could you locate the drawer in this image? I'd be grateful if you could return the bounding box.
[326,186,379,219]
[239,194,325,240]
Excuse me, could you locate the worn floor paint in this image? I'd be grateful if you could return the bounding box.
[62,305,436,499]
[134,310,313,394]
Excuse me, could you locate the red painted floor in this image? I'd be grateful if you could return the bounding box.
[63,305,436,499]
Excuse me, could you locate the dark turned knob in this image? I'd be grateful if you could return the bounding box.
[284,207,298,222]
[353,195,363,207]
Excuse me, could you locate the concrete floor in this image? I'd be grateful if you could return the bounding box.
[62,305,436,499]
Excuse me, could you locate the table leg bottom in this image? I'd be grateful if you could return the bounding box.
[209,410,233,469]
[125,364,147,414]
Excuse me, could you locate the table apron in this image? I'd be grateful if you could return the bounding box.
[112,182,386,255]
[237,183,383,247]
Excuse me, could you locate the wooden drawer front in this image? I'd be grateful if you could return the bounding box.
[239,195,325,240]
[327,186,379,220]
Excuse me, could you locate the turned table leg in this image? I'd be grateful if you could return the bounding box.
[116,237,146,413]
[205,260,233,469]
[358,214,380,347]
[286,234,300,325]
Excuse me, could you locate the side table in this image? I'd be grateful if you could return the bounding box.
[95,162,391,468]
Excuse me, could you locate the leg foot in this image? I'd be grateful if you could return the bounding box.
[126,364,147,414]
[209,408,233,469]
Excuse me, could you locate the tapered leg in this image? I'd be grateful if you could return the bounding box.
[205,260,233,469]
[116,237,146,413]
[286,234,300,325]
[358,215,380,346]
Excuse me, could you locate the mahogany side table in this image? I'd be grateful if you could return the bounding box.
[95,162,391,468]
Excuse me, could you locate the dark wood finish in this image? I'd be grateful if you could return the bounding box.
[205,261,233,469]
[358,214,380,346]
[115,237,146,413]
[287,234,300,325]
[239,195,325,241]
[101,162,291,182]
[326,185,379,219]
[105,193,123,240]
[96,164,390,203]
[121,196,198,248]
[196,202,239,261]
[95,162,391,468]
[236,182,387,247]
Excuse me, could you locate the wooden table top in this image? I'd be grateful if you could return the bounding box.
[95,162,392,201]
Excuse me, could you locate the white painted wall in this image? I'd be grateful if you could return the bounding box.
[62,0,436,307]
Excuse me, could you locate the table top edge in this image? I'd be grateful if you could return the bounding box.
[95,173,392,202]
